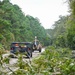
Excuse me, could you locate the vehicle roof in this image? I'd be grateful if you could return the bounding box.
[11,42,32,44]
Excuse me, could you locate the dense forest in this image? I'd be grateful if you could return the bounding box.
[46,0,75,49]
[0,0,50,49]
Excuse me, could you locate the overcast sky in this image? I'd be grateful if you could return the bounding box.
[10,0,69,29]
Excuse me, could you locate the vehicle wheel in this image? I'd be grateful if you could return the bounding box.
[39,48,41,52]
[27,50,32,58]
[31,52,32,57]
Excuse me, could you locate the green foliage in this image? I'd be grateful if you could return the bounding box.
[67,17,75,49]
[32,47,74,75]
[17,54,26,69]
[69,0,75,16]
[0,46,75,75]
[0,43,5,54]
[0,0,49,49]
[46,13,75,49]
[34,47,75,75]
[46,16,68,48]
[3,57,10,64]
[60,58,75,75]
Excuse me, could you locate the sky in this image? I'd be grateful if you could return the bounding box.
[10,0,69,29]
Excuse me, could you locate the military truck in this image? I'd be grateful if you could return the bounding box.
[10,42,33,58]
[32,36,42,52]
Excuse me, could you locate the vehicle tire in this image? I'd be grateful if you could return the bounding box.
[39,48,41,52]
[31,52,32,57]
[27,50,32,58]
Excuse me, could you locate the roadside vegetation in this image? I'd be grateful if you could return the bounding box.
[0,46,75,75]
[46,0,75,50]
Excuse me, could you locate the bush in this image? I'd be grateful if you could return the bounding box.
[0,43,5,54]
[1,46,75,75]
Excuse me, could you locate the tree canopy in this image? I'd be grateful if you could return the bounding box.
[46,0,75,49]
[0,0,50,49]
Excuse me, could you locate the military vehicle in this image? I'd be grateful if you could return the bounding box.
[32,36,42,52]
[10,42,33,58]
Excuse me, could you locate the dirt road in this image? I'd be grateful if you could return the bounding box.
[1,48,45,74]
[9,48,45,64]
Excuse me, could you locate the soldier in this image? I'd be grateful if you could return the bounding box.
[32,36,42,52]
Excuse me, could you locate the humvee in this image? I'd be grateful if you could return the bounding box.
[10,42,33,58]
